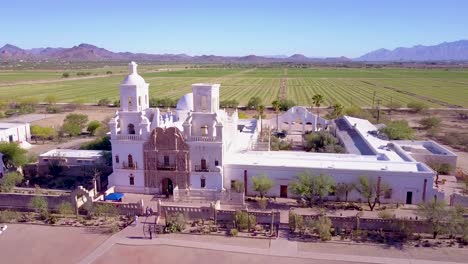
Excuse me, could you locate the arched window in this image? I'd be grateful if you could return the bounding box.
[128,124,135,134]
[200,125,208,136]
[128,154,134,168]
[115,155,119,163]
[201,96,207,112]
[201,158,207,171]
[128,97,133,109]
[138,96,141,106]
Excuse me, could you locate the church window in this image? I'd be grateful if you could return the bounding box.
[201,159,207,170]
[201,125,208,136]
[201,177,206,188]
[128,154,134,168]
[115,155,119,163]
[201,96,207,112]
[138,96,141,106]
[164,155,170,166]
[128,124,135,134]
[129,175,135,185]
[128,97,133,108]
[215,160,219,166]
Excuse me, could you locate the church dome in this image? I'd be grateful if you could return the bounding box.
[121,61,146,86]
[176,93,194,111]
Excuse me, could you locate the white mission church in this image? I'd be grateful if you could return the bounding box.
[108,62,457,205]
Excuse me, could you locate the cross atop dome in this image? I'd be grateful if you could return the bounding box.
[128,61,138,74]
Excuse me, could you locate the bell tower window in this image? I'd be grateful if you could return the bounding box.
[128,124,135,134]
[128,154,134,168]
[128,97,133,109]
[138,96,141,106]
[201,125,208,136]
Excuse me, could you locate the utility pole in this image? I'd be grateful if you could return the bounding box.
[371,91,376,109]
[376,99,382,123]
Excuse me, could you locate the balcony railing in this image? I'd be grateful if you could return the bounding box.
[121,161,138,170]
[194,165,210,172]
[188,136,220,142]
[116,134,143,141]
[157,162,176,171]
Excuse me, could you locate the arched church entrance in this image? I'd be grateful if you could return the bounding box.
[162,178,174,195]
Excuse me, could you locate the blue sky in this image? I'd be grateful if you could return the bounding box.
[1,0,467,57]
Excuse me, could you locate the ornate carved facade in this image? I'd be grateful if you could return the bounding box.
[143,127,190,192]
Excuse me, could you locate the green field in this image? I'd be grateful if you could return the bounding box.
[1,67,467,108]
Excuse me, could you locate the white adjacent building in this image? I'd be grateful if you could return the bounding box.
[108,62,456,205]
[0,122,31,148]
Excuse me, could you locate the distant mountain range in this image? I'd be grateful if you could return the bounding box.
[2,40,468,63]
[357,40,468,61]
[0,43,350,63]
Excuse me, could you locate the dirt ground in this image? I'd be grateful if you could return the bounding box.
[0,224,110,264]
[93,244,357,264]
[31,105,116,127]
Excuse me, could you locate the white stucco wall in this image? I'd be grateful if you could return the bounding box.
[224,164,437,204]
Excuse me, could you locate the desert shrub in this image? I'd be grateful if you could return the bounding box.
[113,100,120,107]
[48,215,58,224]
[419,117,441,129]
[231,180,244,193]
[235,211,256,231]
[314,216,332,241]
[0,172,24,192]
[275,99,296,111]
[0,111,5,118]
[304,131,344,153]
[0,210,21,223]
[440,132,468,151]
[270,136,292,151]
[97,98,111,106]
[109,223,120,233]
[46,105,62,113]
[377,210,394,219]
[80,136,111,151]
[149,97,177,108]
[379,120,414,140]
[257,199,268,209]
[220,99,239,108]
[407,101,428,113]
[58,202,74,216]
[289,211,304,232]
[92,203,118,220]
[229,228,239,237]
[62,72,70,78]
[106,71,113,75]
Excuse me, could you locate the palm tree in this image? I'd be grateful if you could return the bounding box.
[272,99,281,131]
[312,94,324,117]
[312,94,324,131]
[257,104,265,137]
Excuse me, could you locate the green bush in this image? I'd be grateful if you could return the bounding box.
[247,96,262,110]
[48,215,58,224]
[289,211,304,232]
[97,98,111,106]
[419,117,441,129]
[0,210,21,223]
[58,202,74,216]
[407,101,428,113]
[237,112,248,119]
[220,99,239,108]
[314,216,332,241]
[0,172,24,192]
[380,120,414,140]
[304,131,344,153]
[235,211,256,231]
[86,120,101,135]
[62,72,70,78]
[231,180,244,193]
[229,228,239,236]
[46,105,62,113]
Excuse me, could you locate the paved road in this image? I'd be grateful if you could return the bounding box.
[79,220,468,264]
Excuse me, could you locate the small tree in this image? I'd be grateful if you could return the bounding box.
[247,96,262,110]
[252,174,273,199]
[416,199,448,239]
[86,120,101,136]
[335,182,354,202]
[62,72,70,78]
[289,211,304,233]
[354,176,389,211]
[64,113,89,129]
[61,122,82,137]
[289,171,335,206]
[0,142,28,168]
[0,172,24,192]
[328,103,344,119]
